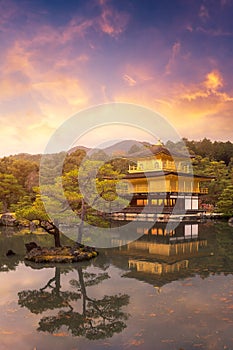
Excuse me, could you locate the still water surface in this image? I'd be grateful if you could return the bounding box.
[0,221,233,350]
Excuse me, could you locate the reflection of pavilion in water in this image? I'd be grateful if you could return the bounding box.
[128,222,207,257]
[110,222,209,287]
[112,222,207,256]
[129,259,189,275]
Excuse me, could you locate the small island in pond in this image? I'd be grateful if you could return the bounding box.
[25,242,98,263]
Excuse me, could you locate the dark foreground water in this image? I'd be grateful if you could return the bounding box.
[0,221,233,350]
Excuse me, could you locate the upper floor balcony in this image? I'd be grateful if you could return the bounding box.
[128,161,191,174]
[118,185,209,195]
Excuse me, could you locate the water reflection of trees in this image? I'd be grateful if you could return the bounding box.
[18,265,130,340]
[18,267,80,313]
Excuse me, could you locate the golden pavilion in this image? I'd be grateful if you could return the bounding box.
[120,144,212,215]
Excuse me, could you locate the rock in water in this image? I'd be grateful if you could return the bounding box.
[0,213,18,226]
[6,249,16,256]
[228,217,233,227]
[25,242,40,253]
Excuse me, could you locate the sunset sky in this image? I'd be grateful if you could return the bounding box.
[1,0,233,156]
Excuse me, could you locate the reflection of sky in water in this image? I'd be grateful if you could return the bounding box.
[0,222,233,350]
[1,266,233,349]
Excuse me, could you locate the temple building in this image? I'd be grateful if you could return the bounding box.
[119,144,212,216]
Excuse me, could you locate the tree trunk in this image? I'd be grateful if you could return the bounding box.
[54,267,61,296]
[77,223,83,245]
[77,266,87,316]
[54,225,61,247]
[77,198,85,244]
[3,200,8,213]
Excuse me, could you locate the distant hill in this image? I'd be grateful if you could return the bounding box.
[2,153,42,164]
[68,140,152,158]
[67,145,91,155]
[101,140,151,156]
[1,138,232,164]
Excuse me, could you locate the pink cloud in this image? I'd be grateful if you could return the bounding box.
[123,74,137,86]
[196,26,233,37]
[220,0,232,6]
[199,4,209,21]
[0,0,19,30]
[0,0,232,156]
[61,18,93,43]
[97,3,129,37]
[165,41,181,75]
[122,64,154,85]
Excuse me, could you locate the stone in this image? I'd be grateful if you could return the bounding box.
[6,249,16,256]
[228,217,233,227]
[25,242,40,253]
[0,213,18,226]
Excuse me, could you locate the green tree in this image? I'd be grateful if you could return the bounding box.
[183,138,233,165]
[89,149,108,161]
[192,157,231,205]
[0,173,25,212]
[39,152,66,185]
[63,160,127,243]
[217,185,233,217]
[0,157,39,190]
[63,149,86,173]
[109,157,129,174]
[15,182,72,247]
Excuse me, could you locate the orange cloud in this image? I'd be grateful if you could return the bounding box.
[4,41,33,75]
[0,1,232,156]
[32,75,89,116]
[178,70,228,102]
[114,66,233,142]
[0,29,92,155]
[204,70,223,91]
[0,74,30,100]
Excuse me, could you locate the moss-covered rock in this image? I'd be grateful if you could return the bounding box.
[25,245,98,263]
[0,213,18,226]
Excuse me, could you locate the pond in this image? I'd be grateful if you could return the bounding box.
[0,221,233,350]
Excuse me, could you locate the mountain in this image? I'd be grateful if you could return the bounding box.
[68,140,152,158]
[101,140,151,156]
[1,153,42,164]
[0,140,153,160]
[67,145,91,155]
